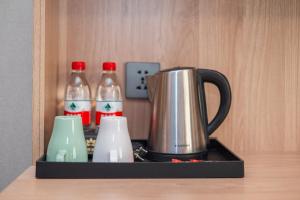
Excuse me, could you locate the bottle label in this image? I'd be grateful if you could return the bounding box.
[96,101,123,125]
[64,100,91,126]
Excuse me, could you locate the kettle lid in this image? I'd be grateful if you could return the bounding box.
[160,66,195,73]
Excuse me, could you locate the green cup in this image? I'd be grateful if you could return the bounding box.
[46,116,88,162]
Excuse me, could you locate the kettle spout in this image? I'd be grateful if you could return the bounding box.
[146,74,158,102]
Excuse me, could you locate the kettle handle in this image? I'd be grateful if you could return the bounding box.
[197,69,231,135]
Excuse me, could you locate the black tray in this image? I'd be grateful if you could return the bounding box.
[36,139,244,178]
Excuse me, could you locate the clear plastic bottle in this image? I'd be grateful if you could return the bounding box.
[64,61,92,130]
[95,62,123,126]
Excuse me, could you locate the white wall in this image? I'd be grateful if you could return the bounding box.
[0,0,32,191]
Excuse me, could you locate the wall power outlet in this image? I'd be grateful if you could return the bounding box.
[126,62,160,99]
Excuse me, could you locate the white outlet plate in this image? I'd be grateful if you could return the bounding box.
[125,62,160,99]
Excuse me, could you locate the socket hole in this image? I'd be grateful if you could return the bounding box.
[141,77,145,84]
[144,85,147,90]
[136,86,142,90]
[138,70,142,74]
[144,70,148,74]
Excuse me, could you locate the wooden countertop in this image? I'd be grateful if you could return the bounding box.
[1,153,300,200]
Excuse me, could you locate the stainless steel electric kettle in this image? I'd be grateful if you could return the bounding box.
[146,67,231,161]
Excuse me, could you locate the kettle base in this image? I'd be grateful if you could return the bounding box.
[146,151,208,162]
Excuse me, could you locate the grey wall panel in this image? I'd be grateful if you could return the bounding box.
[0,0,32,191]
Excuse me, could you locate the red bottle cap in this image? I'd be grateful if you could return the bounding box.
[103,62,116,71]
[72,61,86,70]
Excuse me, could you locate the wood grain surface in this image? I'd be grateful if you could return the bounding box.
[33,0,300,161]
[2,153,300,200]
[32,0,44,165]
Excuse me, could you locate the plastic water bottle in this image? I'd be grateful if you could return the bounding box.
[95,62,123,126]
[64,61,92,130]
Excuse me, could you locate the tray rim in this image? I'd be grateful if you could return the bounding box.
[36,138,244,179]
[37,138,243,164]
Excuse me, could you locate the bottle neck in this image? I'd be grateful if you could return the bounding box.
[70,70,88,82]
[71,69,85,73]
[102,70,117,79]
[103,70,116,74]
[71,70,87,79]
